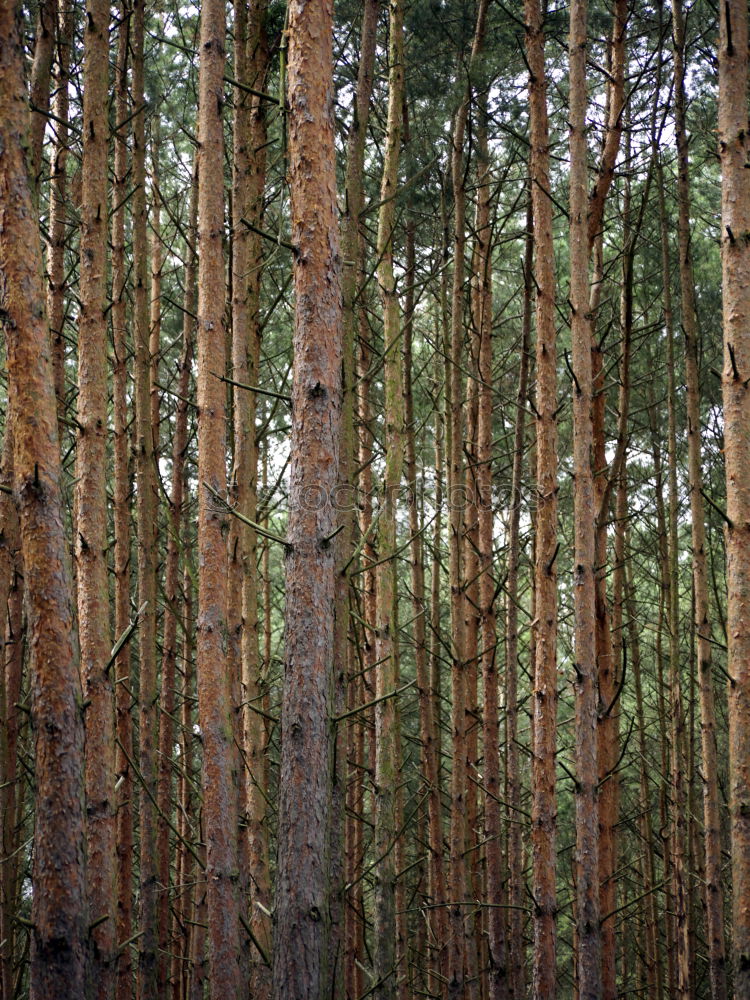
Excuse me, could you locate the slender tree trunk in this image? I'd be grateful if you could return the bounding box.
[525,3,559,995]
[158,160,196,1000]
[272,0,342,994]
[341,4,378,995]
[447,8,488,995]
[671,2,728,993]
[47,0,72,419]
[0,5,87,995]
[568,1,602,994]
[373,3,405,993]
[656,153,691,999]
[111,9,134,999]
[472,88,507,1000]
[132,2,160,993]
[230,1,272,990]
[718,1,750,992]
[29,0,54,188]
[77,0,116,991]
[506,192,531,1000]
[195,0,242,994]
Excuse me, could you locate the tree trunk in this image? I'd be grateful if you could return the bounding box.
[718,1,750,991]
[77,0,116,990]
[47,0,72,420]
[525,2,559,994]
[0,4,87,995]
[568,1,602,994]
[195,0,242,994]
[272,0,342,995]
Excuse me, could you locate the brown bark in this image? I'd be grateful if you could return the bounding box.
[568,1,602,994]
[0,3,87,995]
[77,0,116,990]
[132,2,159,993]
[525,3,559,995]
[0,424,21,1000]
[718,1,750,991]
[111,9,134,999]
[235,2,273,988]
[47,0,72,419]
[272,0,342,995]
[195,0,242,994]
[29,0,54,188]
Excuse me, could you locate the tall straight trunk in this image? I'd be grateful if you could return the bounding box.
[671,1,728,993]
[272,0,342,995]
[29,0,54,187]
[341,4,378,994]
[77,0,116,991]
[158,160,196,1000]
[195,0,242,995]
[230,1,271,990]
[373,3,405,993]
[47,0,72,417]
[473,90,507,1000]
[524,2,558,995]
[0,424,22,1000]
[506,193,531,1000]
[718,1,750,990]
[625,551,663,1000]
[0,4,87,995]
[656,154,691,998]
[429,353,447,999]
[176,552,196,1000]
[132,2,159,994]
[447,7,488,996]
[568,1,602,995]
[111,9,134,999]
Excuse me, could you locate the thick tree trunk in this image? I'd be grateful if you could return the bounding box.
[718,1,750,992]
[272,1,342,995]
[76,0,116,991]
[0,5,87,996]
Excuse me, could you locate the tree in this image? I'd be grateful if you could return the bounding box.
[0,2,86,995]
[272,0,342,995]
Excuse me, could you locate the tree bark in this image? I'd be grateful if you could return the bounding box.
[195,0,242,994]
[272,0,342,995]
[718,1,750,992]
[76,0,116,990]
[0,4,87,995]
[525,3,559,995]
[568,1,602,994]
